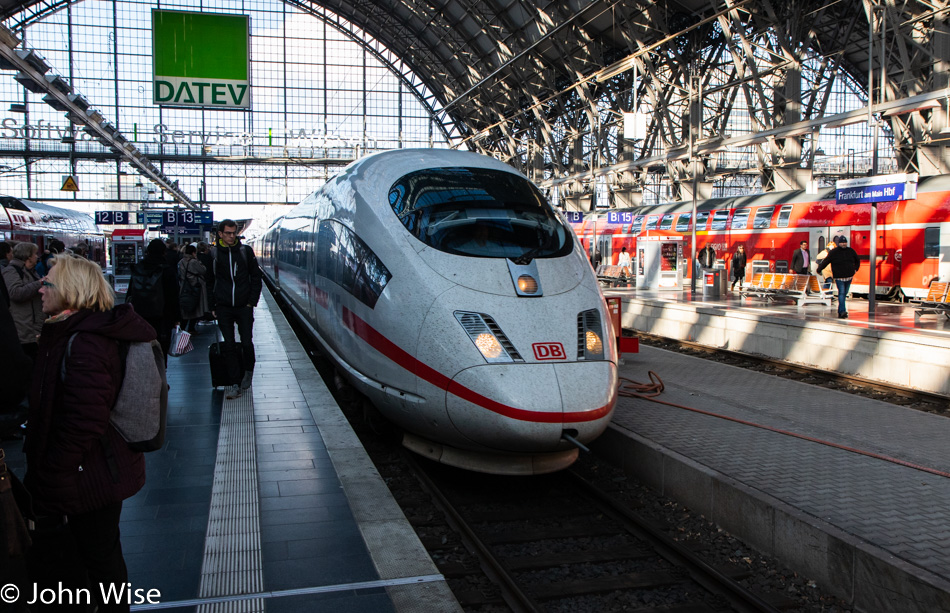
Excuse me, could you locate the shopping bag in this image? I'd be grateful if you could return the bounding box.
[170,326,194,357]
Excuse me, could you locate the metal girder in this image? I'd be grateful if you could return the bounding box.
[4,0,950,201]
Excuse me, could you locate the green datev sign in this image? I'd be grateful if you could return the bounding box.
[152,10,250,109]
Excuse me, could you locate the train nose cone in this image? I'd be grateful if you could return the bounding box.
[445,361,617,452]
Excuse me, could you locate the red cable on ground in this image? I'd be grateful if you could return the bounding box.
[617,372,950,480]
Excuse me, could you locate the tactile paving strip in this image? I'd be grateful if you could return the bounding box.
[196,390,265,613]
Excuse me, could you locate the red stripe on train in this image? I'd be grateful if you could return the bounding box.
[341,307,613,423]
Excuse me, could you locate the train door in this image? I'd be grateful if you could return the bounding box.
[597,234,612,266]
[808,228,829,273]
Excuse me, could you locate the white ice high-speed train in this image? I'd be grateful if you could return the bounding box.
[259,149,618,475]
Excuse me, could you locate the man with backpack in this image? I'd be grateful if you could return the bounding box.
[211,220,263,398]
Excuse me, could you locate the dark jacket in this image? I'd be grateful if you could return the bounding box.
[127,253,180,323]
[25,305,154,515]
[698,246,716,268]
[791,248,809,274]
[210,240,263,309]
[731,251,747,279]
[0,284,31,412]
[817,246,860,280]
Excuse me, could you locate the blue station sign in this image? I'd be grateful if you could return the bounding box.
[605,211,634,224]
[137,210,213,229]
[564,211,584,224]
[835,173,918,205]
[94,211,134,225]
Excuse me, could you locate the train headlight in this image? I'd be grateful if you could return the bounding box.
[455,312,523,364]
[577,309,606,360]
[517,275,539,294]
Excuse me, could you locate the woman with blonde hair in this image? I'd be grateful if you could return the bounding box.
[26,252,155,613]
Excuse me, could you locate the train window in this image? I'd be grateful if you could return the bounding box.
[630,216,643,234]
[925,227,940,258]
[644,215,659,230]
[659,214,674,230]
[316,220,392,308]
[695,211,709,230]
[675,214,691,232]
[710,210,730,231]
[752,207,775,229]
[776,205,793,228]
[388,167,573,259]
[731,208,751,230]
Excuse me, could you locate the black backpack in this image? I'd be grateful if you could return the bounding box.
[126,263,164,319]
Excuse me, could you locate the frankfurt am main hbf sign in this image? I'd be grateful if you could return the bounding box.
[152,10,250,109]
[835,173,918,205]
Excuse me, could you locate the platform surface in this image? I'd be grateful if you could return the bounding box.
[600,345,950,612]
[605,284,950,339]
[5,293,457,612]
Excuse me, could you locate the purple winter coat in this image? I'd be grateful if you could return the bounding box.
[26,304,155,515]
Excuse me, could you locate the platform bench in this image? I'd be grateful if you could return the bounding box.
[596,265,632,288]
[740,273,833,307]
[912,282,950,321]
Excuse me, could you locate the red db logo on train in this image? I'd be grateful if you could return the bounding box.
[532,342,566,361]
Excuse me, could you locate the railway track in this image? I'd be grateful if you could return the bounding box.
[632,331,950,415]
[396,452,787,613]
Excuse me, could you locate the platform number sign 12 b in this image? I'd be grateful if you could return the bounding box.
[94,211,132,224]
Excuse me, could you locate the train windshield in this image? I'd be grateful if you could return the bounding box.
[388,167,573,259]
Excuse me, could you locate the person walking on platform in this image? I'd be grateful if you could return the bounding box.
[211,220,263,398]
[791,240,810,274]
[730,244,747,291]
[27,253,153,613]
[815,240,836,290]
[817,237,860,319]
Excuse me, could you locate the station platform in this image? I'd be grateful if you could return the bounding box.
[593,344,950,613]
[4,292,460,613]
[604,286,950,396]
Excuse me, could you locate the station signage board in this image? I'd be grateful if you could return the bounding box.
[605,211,634,224]
[835,173,918,205]
[95,211,134,225]
[564,211,584,224]
[136,210,213,229]
[152,10,250,109]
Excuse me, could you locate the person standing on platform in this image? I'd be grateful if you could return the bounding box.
[211,220,263,398]
[617,246,632,273]
[730,244,747,291]
[126,239,179,362]
[697,244,716,269]
[178,244,208,334]
[27,253,153,613]
[2,242,46,360]
[0,241,12,268]
[817,237,860,319]
[791,240,810,274]
[815,240,836,290]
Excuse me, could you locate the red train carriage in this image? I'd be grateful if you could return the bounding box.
[567,174,950,299]
[0,195,106,268]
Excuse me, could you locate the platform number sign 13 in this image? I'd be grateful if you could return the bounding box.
[165,211,196,225]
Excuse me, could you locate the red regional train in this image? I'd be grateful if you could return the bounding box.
[569,174,950,299]
[0,195,106,267]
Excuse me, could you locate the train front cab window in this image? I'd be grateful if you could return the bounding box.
[776,205,794,228]
[925,227,940,258]
[387,167,573,260]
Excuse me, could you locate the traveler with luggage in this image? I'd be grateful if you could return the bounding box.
[210,220,263,398]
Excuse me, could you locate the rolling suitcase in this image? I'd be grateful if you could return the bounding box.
[209,342,244,388]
